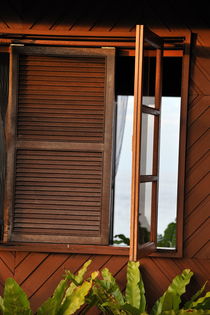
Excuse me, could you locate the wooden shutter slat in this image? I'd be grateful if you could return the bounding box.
[14,210,100,216]
[19,82,105,88]
[19,76,105,84]
[14,205,101,211]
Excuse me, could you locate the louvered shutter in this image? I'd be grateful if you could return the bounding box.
[4,46,115,245]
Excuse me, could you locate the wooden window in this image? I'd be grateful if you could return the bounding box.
[129,26,191,260]
[129,26,163,260]
[3,46,115,245]
[0,26,190,256]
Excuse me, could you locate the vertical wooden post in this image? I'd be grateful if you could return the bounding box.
[129,25,144,261]
[3,48,18,243]
[150,48,163,243]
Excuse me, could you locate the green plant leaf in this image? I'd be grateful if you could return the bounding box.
[0,296,5,313]
[100,267,124,305]
[125,261,141,310]
[160,311,176,315]
[91,281,120,314]
[36,276,69,315]
[138,267,146,313]
[177,309,210,314]
[150,269,193,315]
[64,259,92,298]
[121,302,142,314]
[191,291,210,310]
[102,301,125,314]
[113,234,130,246]
[73,259,92,284]
[183,281,207,310]
[58,280,92,315]
[3,278,32,315]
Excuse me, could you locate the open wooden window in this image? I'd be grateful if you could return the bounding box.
[129,25,163,260]
[3,46,115,245]
[128,26,190,260]
[0,25,190,256]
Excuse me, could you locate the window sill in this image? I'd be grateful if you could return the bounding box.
[0,242,130,255]
[0,242,182,258]
[149,247,182,258]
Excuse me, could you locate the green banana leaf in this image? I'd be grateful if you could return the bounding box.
[2,278,32,315]
[150,269,193,315]
[125,261,146,312]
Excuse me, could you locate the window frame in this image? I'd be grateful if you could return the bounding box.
[151,30,191,258]
[0,26,191,258]
[129,25,163,261]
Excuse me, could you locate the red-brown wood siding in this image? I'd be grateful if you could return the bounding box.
[0,2,209,313]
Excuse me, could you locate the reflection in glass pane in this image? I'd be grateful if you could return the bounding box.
[142,96,155,108]
[113,96,133,245]
[157,97,181,249]
[142,52,156,108]
[140,114,154,175]
[139,182,152,245]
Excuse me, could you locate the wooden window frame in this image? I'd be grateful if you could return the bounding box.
[129,25,163,261]
[0,27,191,257]
[130,27,191,260]
[150,30,191,258]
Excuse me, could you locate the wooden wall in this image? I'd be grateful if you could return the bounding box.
[0,2,209,313]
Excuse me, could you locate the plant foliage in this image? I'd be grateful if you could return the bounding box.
[0,278,32,315]
[83,261,145,314]
[0,260,95,315]
[0,260,209,315]
[85,262,210,315]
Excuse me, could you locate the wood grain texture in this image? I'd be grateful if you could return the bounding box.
[184,28,210,259]
[0,3,209,314]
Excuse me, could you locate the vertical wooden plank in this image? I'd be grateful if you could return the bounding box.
[150,47,163,243]
[176,31,191,257]
[3,48,18,243]
[101,48,116,244]
[129,25,144,261]
[0,53,9,239]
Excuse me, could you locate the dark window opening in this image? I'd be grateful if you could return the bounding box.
[115,55,182,97]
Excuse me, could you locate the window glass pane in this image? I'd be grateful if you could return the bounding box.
[142,96,155,108]
[142,49,156,108]
[113,96,133,246]
[157,97,181,249]
[140,113,154,175]
[139,182,152,245]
